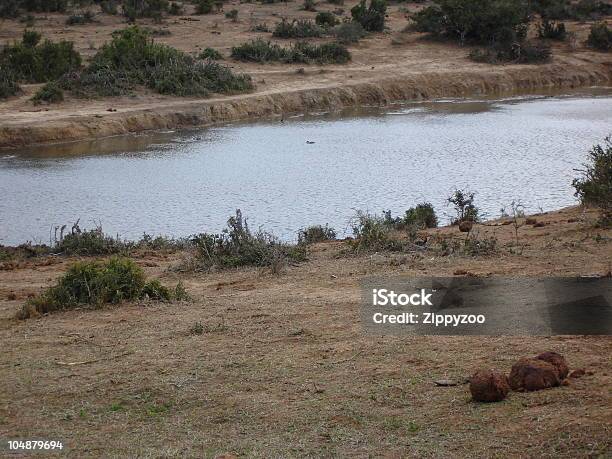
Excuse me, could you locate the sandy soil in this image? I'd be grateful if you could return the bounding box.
[0,206,611,457]
[0,3,610,148]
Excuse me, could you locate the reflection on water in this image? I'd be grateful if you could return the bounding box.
[1,90,611,245]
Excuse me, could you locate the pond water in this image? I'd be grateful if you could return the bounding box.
[1,89,611,245]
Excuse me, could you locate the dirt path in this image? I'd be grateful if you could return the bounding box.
[0,206,610,457]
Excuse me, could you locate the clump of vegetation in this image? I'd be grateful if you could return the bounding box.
[469,41,551,64]
[231,39,350,64]
[412,0,553,64]
[54,224,127,255]
[538,19,567,40]
[531,0,611,20]
[66,10,96,25]
[225,9,238,21]
[586,22,611,51]
[18,257,184,319]
[273,19,323,38]
[573,136,612,226]
[351,0,386,32]
[0,0,67,18]
[0,66,21,99]
[195,0,214,14]
[403,203,438,229]
[122,0,170,22]
[348,211,404,253]
[303,0,317,11]
[101,1,119,15]
[189,210,306,271]
[448,189,480,224]
[0,30,82,83]
[199,47,223,60]
[251,23,271,32]
[60,26,252,97]
[298,224,337,244]
[31,81,64,104]
[315,11,339,27]
[332,21,366,43]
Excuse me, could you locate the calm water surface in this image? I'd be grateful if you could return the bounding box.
[1,90,611,245]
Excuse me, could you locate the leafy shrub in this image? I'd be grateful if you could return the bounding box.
[225,8,238,20]
[66,10,96,25]
[298,225,337,244]
[199,47,223,59]
[18,257,182,318]
[31,81,64,104]
[18,0,68,13]
[195,0,214,14]
[0,0,20,18]
[351,0,386,32]
[54,224,127,255]
[231,38,350,64]
[448,189,480,224]
[122,0,169,21]
[538,19,566,40]
[573,137,612,226]
[587,22,611,51]
[101,0,119,15]
[332,21,366,43]
[348,211,404,253]
[251,23,271,32]
[469,41,551,64]
[60,26,252,97]
[315,11,339,27]
[0,66,21,99]
[303,0,317,11]
[0,30,82,83]
[412,0,529,45]
[168,1,183,14]
[403,203,438,229]
[273,19,323,38]
[190,210,306,270]
[535,0,612,20]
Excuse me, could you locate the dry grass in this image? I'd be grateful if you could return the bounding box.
[0,206,611,456]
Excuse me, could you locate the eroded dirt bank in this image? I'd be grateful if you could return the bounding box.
[1,59,610,149]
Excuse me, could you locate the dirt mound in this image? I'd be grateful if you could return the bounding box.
[535,351,569,379]
[508,358,561,391]
[470,369,510,402]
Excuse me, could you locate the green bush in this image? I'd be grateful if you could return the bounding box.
[31,81,64,104]
[18,257,182,318]
[0,30,82,83]
[412,0,529,45]
[0,0,20,18]
[573,137,612,226]
[66,10,96,25]
[351,0,386,32]
[273,19,323,38]
[587,22,611,51]
[190,210,306,270]
[60,26,252,97]
[534,0,612,20]
[332,21,366,43]
[469,41,551,64]
[315,11,339,27]
[538,19,566,40]
[199,47,223,59]
[195,0,214,14]
[447,189,480,224]
[122,0,169,21]
[225,8,238,20]
[298,224,337,244]
[168,1,183,14]
[403,203,438,229]
[55,225,127,255]
[231,38,350,64]
[348,211,404,253]
[101,0,119,15]
[303,0,317,11]
[0,66,21,99]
